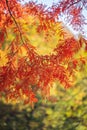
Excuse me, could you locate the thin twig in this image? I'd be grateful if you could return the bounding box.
[66,0,81,9]
[6,0,24,43]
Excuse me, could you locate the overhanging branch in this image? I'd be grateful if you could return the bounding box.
[6,0,24,43]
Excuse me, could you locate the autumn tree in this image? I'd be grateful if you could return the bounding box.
[0,0,87,105]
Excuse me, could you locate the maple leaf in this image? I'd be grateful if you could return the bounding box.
[0,0,87,105]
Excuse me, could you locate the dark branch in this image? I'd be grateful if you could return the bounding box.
[6,0,24,43]
[66,0,82,9]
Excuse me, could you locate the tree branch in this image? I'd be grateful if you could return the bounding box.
[6,0,24,43]
[66,0,82,9]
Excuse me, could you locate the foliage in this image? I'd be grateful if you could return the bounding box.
[0,76,87,130]
[0,0,87,105]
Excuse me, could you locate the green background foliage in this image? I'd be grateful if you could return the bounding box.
[0,75,87,130]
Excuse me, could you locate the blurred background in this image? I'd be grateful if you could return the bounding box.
[0,76,87,130]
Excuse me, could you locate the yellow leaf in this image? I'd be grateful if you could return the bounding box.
[0,49,8,66]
